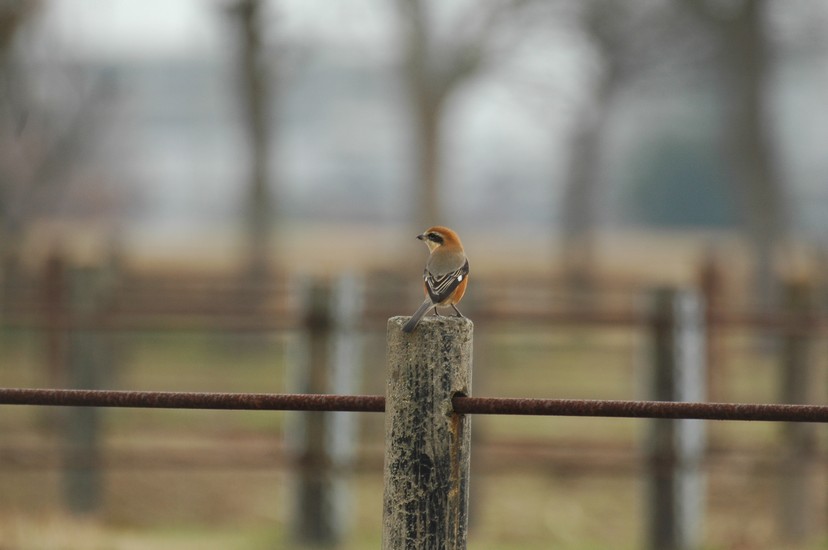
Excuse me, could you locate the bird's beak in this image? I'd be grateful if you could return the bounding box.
[416,233,426,241]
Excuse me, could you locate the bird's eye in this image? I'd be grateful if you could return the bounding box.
[427,233,444,244]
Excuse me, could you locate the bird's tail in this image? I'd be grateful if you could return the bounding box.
[402,299,433,333]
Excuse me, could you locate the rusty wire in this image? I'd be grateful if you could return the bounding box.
[0,388,384,412]
[452,396,828,423]
[2,388,828,423]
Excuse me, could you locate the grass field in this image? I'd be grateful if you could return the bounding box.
[0,317,827,549]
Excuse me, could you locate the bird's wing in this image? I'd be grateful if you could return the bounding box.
[424,259,469,305]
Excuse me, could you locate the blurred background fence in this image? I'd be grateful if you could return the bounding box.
[1,249,828,549]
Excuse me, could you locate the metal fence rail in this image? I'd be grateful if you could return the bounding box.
[3,387,828,423]
[0,388,384,412]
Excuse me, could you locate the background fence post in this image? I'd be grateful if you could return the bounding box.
[329,273,361,517]
[62,261,114,515]
[383,316,473,550]
[43,250,67,389]
[646,288,706,550]
[290,275,361,547]
[1,245,20,314]
[698,249,723,402]
[778,279,816,543]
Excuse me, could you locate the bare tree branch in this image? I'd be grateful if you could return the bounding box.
[395,0,537,226]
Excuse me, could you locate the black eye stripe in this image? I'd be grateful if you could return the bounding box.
[427,233,444,244]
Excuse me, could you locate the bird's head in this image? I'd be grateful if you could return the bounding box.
[416,226,462,253]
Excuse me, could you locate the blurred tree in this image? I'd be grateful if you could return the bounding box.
[561,0,796,310]
[560,0,625,287]
[560,0,709,286]
[0,0,113,262]
[0,1,50,250]
[227,0,276,295]
[395,0,532,229]
[681,0,785,309]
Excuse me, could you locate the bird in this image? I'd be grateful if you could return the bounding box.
[402,226,469,333]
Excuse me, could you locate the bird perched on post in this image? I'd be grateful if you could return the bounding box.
[402,226,469,333]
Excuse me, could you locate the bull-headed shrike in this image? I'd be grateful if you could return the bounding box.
[402,226,469,333]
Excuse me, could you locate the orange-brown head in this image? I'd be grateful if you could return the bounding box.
[416,226,464,254]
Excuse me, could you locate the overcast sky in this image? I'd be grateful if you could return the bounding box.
[37,0,398,60]
[39,1,218,58]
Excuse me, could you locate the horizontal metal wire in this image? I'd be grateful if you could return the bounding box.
[451,396,828,423]
[2,388,828,423]
[0,388,384,412]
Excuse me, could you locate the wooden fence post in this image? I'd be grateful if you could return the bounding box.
[290,275,361,547]
[63,262,114,515]
[778,279,816,543]
[383,316,473,550]
[646,288,706,550]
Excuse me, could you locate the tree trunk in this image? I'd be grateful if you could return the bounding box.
[400,0,444,230]
[560,77,615,288]
[234,0,273,284]
[720,0,785,309]
[415,98,443,229]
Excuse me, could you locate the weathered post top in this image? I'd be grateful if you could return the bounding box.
[383,315,473,550]
[386,315,473,392]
